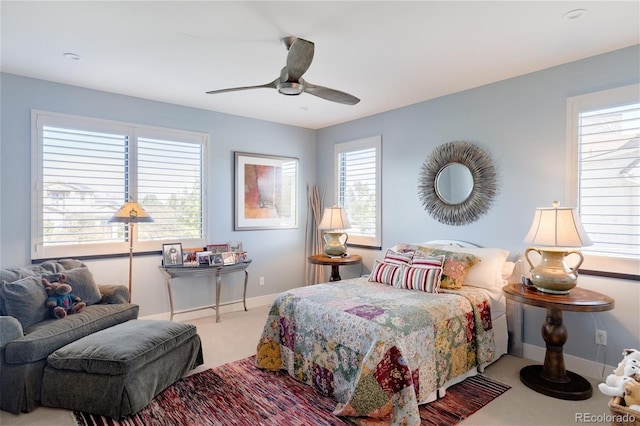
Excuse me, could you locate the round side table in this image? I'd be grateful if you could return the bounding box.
[308,254,362,281]
[503,283,614,400]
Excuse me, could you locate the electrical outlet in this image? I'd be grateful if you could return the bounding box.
[595,329,607,346]
[259,277,265,286]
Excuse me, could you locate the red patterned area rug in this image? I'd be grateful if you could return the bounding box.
[73,356,509,426]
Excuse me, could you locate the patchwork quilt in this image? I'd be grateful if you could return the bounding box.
[256,277,496,425]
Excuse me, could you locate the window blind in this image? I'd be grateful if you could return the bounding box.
[578,103,640,259]
[335,136,381,248]
[137,137,205,241]
[33,111,208,259]
[42,126,127,246]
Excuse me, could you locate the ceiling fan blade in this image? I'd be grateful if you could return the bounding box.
[206,79,278,95]
[304,81,360,105]
[285,38,314,81]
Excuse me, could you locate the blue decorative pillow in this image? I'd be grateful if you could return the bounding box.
[2,275,49,329]
[46,267,101,305]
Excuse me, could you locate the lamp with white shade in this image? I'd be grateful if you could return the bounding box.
[523,201,592,294]
[108,201,153,302]
[318,205,351,257]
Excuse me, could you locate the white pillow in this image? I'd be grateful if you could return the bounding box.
[434,246,509,291]
[502,261,516,280]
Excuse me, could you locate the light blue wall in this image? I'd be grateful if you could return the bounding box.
[316,45,640,366]
[0,73,316,316]
[1,45,638,367]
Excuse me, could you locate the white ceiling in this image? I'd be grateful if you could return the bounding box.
[2,1,639,129]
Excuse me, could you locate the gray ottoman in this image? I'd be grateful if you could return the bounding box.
[41,319,203,418]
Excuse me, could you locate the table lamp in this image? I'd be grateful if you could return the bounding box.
[523,201,592,294]
[109,201,153,302]
[318,205,351,257]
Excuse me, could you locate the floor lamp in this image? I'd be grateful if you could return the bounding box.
[109,201,153,302]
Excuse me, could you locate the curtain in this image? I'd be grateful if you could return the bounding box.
[305,184,326,285]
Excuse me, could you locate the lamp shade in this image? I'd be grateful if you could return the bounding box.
[318,206,351,230]
[108,201,154,223]
[523,201,592,248]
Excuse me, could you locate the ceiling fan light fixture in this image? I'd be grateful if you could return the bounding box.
[206,36,359,105]
[278,82,304,95]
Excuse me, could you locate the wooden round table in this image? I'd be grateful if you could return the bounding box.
[502,283,614,400]
[308,254,362,282]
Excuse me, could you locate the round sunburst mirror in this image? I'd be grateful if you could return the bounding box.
[418,141,497,226]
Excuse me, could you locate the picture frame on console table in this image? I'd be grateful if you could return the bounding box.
[222,252,236,265]
[210,253,224,265]
[234,152,298,230]
[182,247,200,264]
[162,243,183,267]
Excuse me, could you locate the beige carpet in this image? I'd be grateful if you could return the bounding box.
[1,305,612,426]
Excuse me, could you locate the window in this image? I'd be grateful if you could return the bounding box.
[31,111,208,260]
[566,84,639,276]
[334,136,381,248]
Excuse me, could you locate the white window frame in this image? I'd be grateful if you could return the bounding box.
[31,110,208,260]
[565,84,639,277]
[334,136,382,248]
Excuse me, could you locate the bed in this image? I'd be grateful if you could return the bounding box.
[256,241,512,425]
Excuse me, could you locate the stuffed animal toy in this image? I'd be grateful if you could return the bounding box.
[42,275,85,319]
[606,362,640,388]
[614,349,640,376]
[623,380,640,412]
[599,349,640,398]
[598,376,635,397]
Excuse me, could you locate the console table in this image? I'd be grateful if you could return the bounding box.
[160,261,251,323]
[502,283,614,400]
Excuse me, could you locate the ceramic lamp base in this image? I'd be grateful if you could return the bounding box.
[323,231,348,257]
[526,247,584,295]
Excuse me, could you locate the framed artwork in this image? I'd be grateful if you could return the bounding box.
[207,243,229,254]
[162,243,183,267]
[235,152,298,230]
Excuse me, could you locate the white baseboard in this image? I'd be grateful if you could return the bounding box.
[522,343,614,381]
[141,293,278,322]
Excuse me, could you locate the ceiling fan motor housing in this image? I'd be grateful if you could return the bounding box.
[278,81,304,95]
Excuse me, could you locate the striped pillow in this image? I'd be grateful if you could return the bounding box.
[396,264,443,293]
[368,260,401,286]
[411,254,446,268]
[383,249,413,265]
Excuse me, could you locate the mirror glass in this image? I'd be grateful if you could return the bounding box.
[435,163,473,204]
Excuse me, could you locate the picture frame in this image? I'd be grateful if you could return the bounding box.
[182,247,200,264]
[207,243,229,254]
[222,252,236,265]
[210,253,224,265]
[162,243,183,267]
[235,152,298,230]
[197,251,212,265]
[229,241,243,252]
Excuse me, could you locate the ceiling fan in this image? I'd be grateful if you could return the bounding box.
[206,36,360,105]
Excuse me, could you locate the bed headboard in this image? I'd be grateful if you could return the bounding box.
[423,240,481,248]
